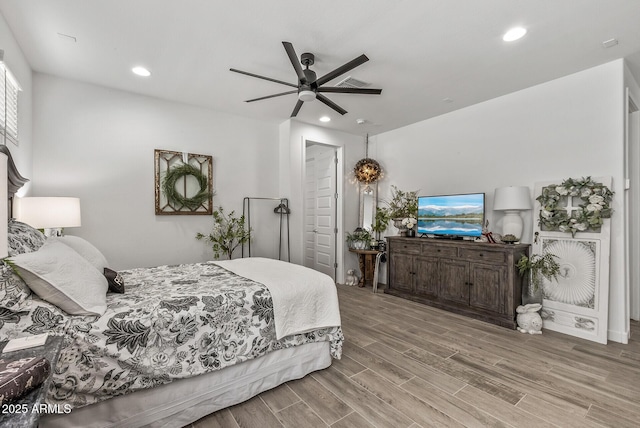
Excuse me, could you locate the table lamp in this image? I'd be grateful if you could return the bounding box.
[15,197,81,237]
[493,186,532,240]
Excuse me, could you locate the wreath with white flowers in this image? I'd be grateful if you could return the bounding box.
[537,177,613,237]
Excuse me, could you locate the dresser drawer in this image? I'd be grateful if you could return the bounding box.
[423,245,458,258]
[459,247,506,263]
[389,241,421,255]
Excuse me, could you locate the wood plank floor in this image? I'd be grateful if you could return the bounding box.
[189,284,640,428]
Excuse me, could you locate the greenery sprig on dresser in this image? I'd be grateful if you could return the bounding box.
[380,185,418,219]
[196,207,251,259]
[537,176,613,237]
[162,163,212,211]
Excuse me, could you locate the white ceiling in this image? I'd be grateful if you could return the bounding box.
[2,0,640,136]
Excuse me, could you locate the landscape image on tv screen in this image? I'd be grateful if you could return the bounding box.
[417,193,485,237]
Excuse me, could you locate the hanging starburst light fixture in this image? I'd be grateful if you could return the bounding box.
[354,134,382,184]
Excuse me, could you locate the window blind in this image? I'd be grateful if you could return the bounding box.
[0,62,21,145]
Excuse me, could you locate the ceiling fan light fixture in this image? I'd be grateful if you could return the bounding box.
[231,42,381,118]
[298,90,316,102]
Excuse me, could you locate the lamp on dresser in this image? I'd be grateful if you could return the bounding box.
[14,197,81,237]
[493,186,532,241]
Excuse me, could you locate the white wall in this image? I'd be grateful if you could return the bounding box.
[32,74,279,269]
[279,119,364,283]
[0,12,33,192]
[372,60,628,342]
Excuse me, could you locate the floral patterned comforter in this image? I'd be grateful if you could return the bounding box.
[0,262,343,410]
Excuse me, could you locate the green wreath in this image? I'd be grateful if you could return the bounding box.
[162,163,210,210]
[537,176,613,237]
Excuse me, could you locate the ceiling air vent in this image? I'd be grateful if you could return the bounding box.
[335,76,371,89]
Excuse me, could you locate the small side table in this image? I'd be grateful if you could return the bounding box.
[0,335,64,428]
[349,248,382,289]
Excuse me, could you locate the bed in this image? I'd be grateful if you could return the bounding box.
[0,146,343,427]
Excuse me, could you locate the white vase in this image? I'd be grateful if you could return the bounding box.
[393,218,407,236]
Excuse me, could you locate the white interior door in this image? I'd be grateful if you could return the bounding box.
[304,144,337,279]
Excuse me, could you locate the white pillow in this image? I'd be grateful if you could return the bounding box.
[52,235,109,271]
[12,240,108,316]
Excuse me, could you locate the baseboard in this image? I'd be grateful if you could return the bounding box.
[607,328,630,344]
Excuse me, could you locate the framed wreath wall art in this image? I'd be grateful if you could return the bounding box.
[536,176,613,237]
[155,149,213,215]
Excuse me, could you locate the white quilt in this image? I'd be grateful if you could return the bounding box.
[214,257,341,339]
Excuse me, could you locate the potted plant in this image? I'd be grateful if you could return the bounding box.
[379,185,418,235]
[196,207,252,259]
[384,185,418,219]
[371,207,391,241]
[346,228,372,250]
[403,216,417,237]
[516,252,561,305]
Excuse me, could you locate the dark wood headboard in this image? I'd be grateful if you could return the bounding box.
[0,145,29,218]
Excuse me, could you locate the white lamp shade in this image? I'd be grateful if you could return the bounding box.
[15,197,81,229]
[0,153,7,258]
[493,186,532,211]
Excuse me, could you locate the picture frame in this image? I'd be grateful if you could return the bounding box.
[154,149,213,215]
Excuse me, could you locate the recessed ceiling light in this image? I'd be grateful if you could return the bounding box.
[503,27,527,42]
[132,66,151,77]
[319,116,331,122]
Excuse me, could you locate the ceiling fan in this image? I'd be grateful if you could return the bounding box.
[230,41,382,117]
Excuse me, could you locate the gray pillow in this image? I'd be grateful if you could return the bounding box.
[7,220,46,257]
[12,240,108,316]
[50,235,109,271]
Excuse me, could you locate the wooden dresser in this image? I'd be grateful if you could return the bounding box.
[386,236,529,329]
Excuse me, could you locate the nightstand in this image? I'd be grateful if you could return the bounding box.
[0,335,64,428]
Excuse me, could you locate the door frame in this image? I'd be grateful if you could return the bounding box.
[302,139,344,284]
[626,89,640,327]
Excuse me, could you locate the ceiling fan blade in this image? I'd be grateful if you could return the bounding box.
[315,54,369,87]
[246,90,298,102]
[282,42,306,83]
[317,87,382,95]
[230,68,298,88]
[317,94,347,115]
[291,99,304,117]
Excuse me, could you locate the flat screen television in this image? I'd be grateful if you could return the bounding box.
[417,193,485,238]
